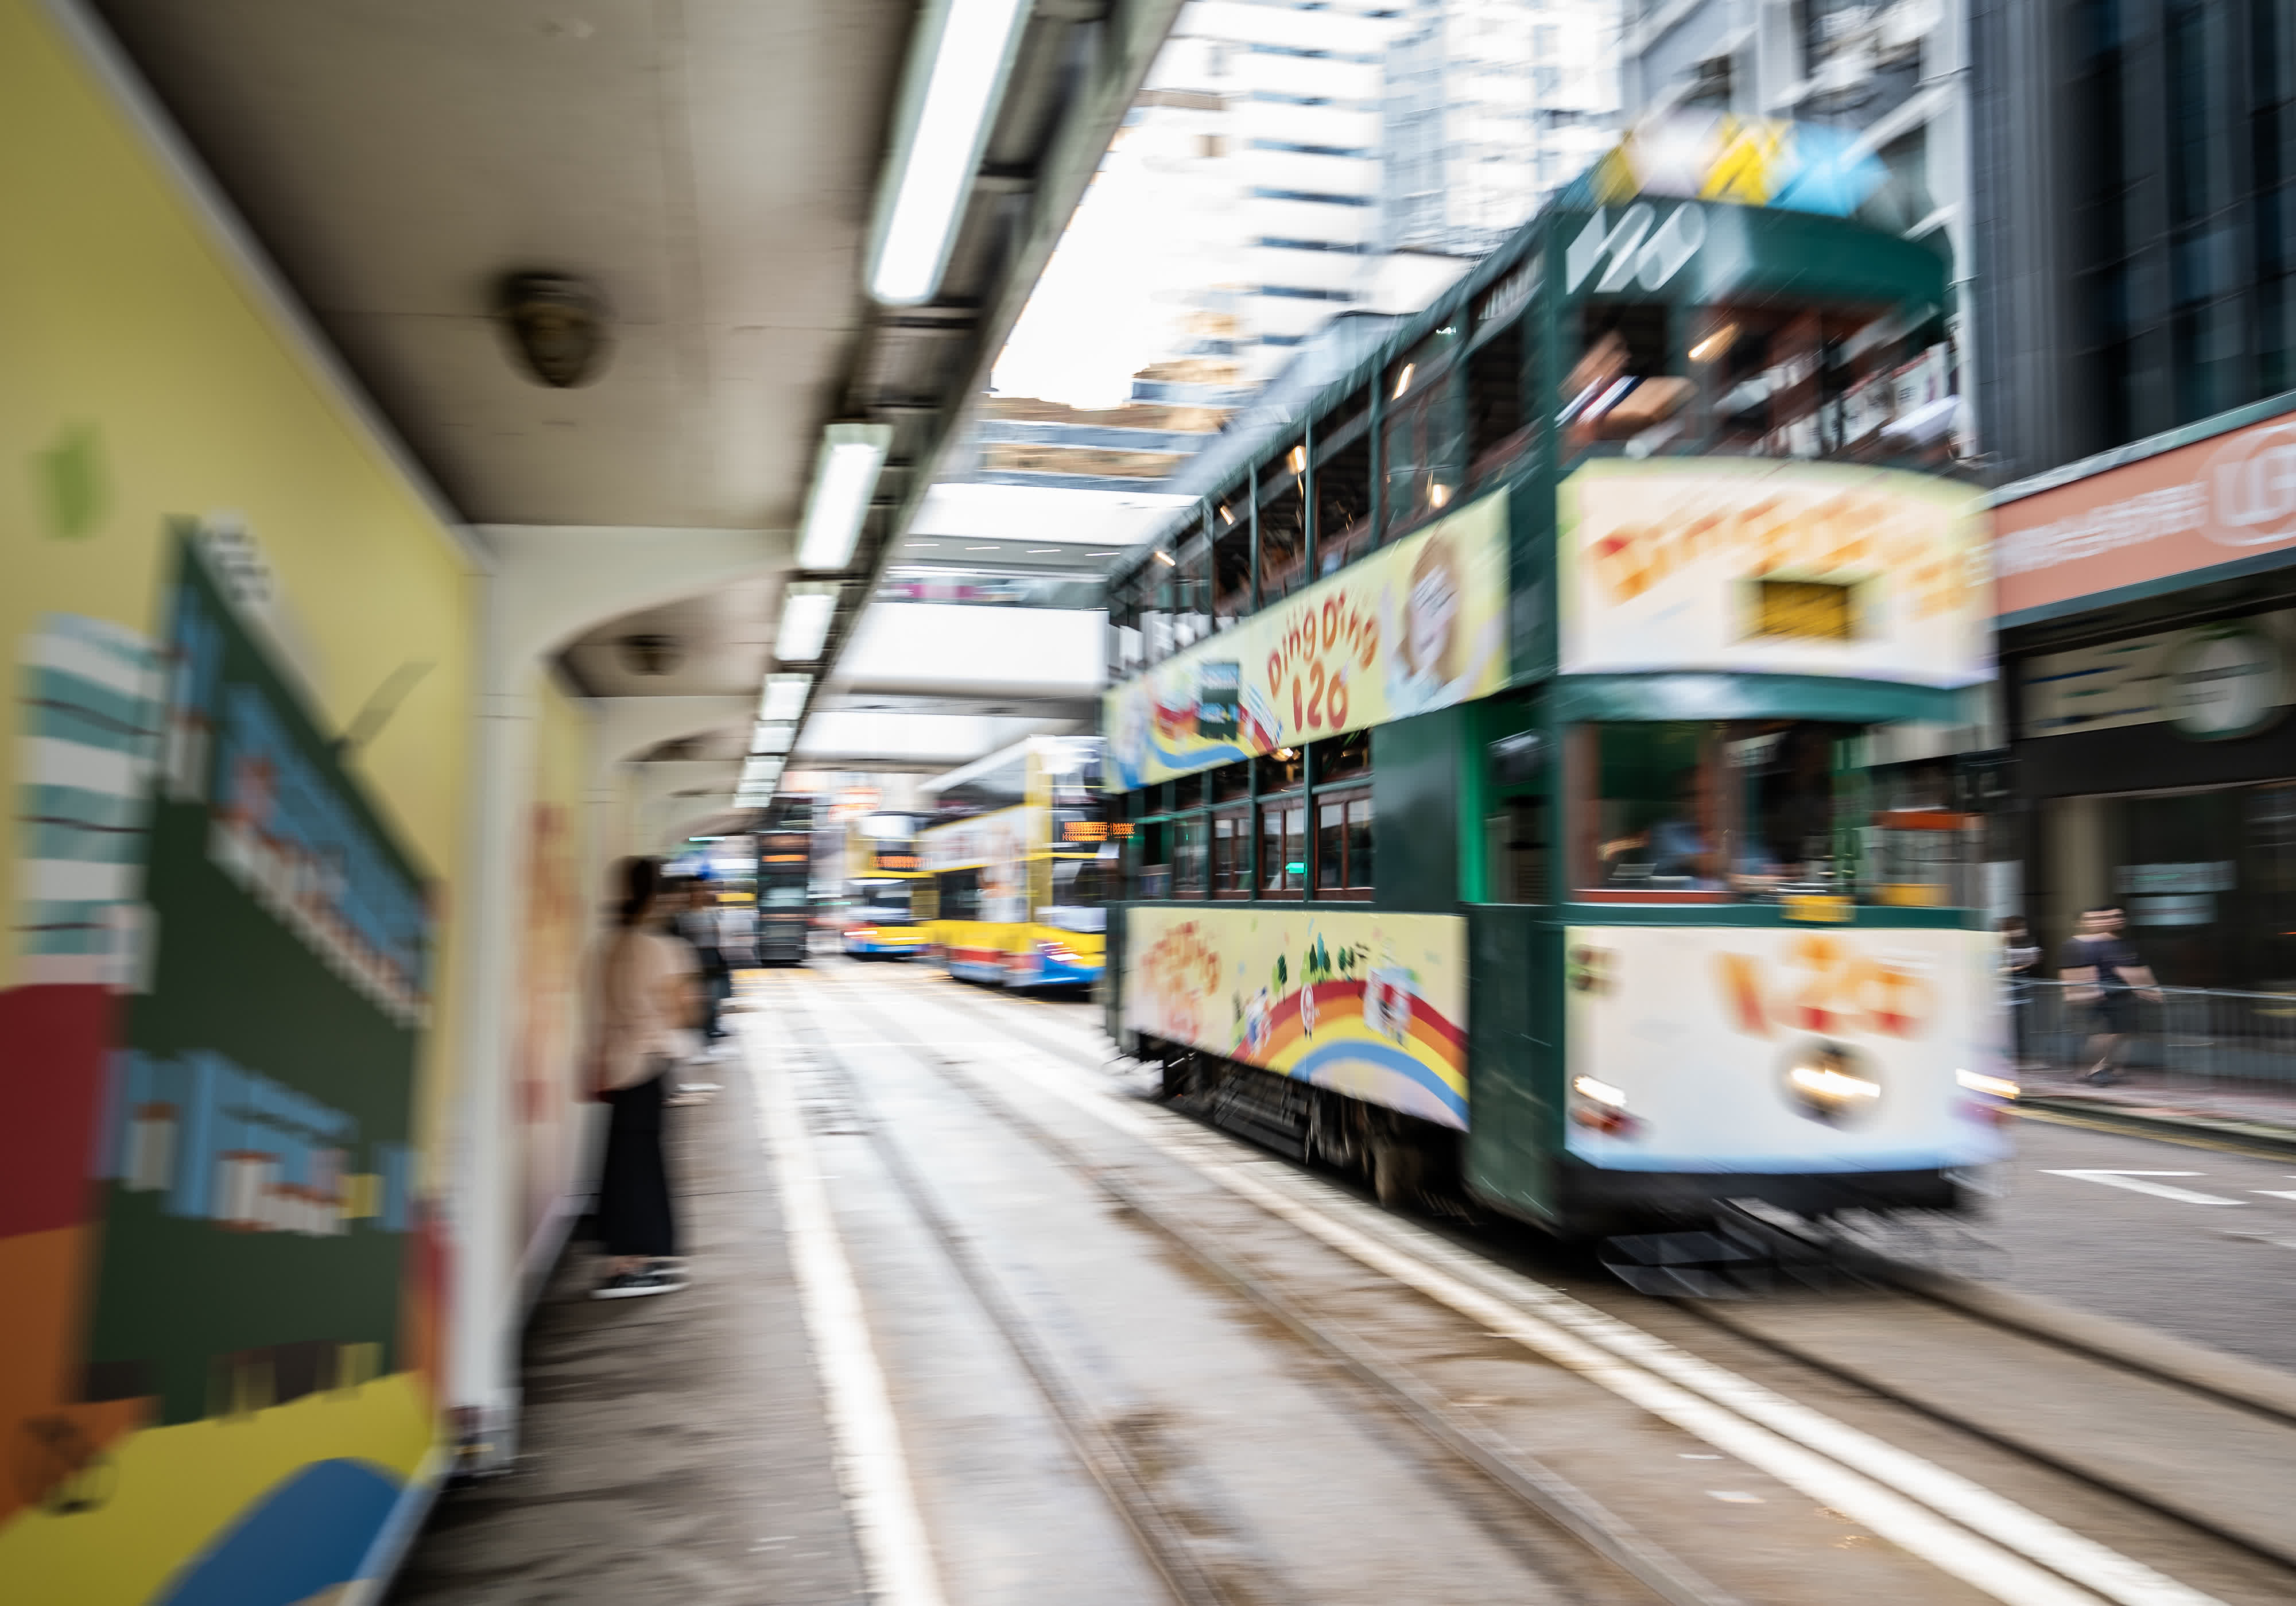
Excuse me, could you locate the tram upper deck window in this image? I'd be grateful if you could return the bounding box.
[1211,498,1251,626]
[1384,325,1465,534]
[1260,445,1308,602]
[1562,303,1691,453]
[1315,395,1373,576]
[1577,719,1910,902]
[1689,302,1956,467]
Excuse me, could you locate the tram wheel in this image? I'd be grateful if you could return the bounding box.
[1370,1132,1424,1208]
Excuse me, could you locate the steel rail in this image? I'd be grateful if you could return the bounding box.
[820,969,1743,1606]
[773,984,1303,1606]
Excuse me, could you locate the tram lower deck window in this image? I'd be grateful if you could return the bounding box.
[1315,789,1374,897]
[1261,800,1306,895]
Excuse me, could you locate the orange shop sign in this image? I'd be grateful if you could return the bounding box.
[1994,412,2296,615]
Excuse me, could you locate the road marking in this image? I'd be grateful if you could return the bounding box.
[746,1019,947,1606]
[2252,1190,2296,1202]
[867,984,2225,1606]
[2040,1170,2243,1205]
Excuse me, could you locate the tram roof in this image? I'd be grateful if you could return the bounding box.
[1111,117,1952,591]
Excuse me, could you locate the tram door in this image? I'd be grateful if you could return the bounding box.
[1465,713,1562,1220]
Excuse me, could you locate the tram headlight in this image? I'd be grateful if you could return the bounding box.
[1571,1075,1627,1109]
[1956,1068,2020,1101]
[1780,1041,1880,1126]
[1569,1074,1641,1136]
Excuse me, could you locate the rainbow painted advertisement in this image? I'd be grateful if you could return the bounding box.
[1104,494,1510,790]
[1124,907,1468,1130]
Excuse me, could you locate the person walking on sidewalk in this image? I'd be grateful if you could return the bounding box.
[585,856,700,1299]
[2057,905,2161,1087]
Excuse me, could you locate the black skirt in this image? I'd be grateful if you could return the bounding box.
[599,1066,676,1258]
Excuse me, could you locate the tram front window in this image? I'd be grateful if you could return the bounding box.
[853,882,914,925]
[1583,719,1910,900]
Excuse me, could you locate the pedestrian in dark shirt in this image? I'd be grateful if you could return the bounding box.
[2055,905,2161,1086]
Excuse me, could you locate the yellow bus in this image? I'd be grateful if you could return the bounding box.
[840,810,928,959]
[917,736,1114,987]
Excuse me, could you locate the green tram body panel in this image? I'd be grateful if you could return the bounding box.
[1099,151,2012,1233]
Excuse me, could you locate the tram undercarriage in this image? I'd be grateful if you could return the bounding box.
[1138,1036,1969,1242]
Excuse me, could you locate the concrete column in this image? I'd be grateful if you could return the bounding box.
[446,525,786,1470]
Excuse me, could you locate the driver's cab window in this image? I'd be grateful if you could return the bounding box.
[1574,719,1873,900]
[1581,723,1725,894]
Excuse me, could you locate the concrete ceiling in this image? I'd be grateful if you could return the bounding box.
[93,0,905,530]
[91,0,1185,828]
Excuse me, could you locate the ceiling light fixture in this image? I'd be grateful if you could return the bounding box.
[758,673,810,723]
[1153,549,1176,567]
[796,423,893,571]
[753,721,796,754]
[867,0,1032,305]
[776,583,839,662]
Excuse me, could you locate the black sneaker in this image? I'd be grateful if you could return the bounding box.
[592,1269,685,1299]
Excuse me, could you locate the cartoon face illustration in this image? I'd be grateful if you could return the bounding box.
[1298,979,1318,1039]
[1399,537,1464,683]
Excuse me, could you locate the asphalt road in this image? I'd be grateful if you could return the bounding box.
[1961,1115,2296,1372]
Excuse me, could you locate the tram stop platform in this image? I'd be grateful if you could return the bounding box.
[387,1037,866,1605]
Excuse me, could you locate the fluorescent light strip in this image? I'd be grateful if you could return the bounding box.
[753,721,796,755]
[797,425,893,571]
[777,585,839,662]
[759,673,810,723]
[867,0,1031,305]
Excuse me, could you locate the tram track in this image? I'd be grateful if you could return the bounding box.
[845,962,2296,1606]
[772,988,1302,1606]
[792,970,1744,1606]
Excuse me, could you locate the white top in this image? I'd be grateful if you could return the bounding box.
[589,928,698,1091]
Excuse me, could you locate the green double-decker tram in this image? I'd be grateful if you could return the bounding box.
[1101,121,2014,1237]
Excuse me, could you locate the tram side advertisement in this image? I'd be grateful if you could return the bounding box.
[1105,494,1510,790]
[1125,907,1468,1130]
[1562,926,2011,1171]
[1558,459,1992,686]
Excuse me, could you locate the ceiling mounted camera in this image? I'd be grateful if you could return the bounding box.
[495,271,611,387]
[616,633,682,676]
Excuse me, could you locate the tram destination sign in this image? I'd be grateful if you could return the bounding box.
[1106,492,1510,790]
[1559,459,1991,688]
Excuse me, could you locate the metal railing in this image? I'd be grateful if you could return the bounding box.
[2010,978,2296,1091]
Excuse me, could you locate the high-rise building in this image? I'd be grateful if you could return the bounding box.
[1971,0,2296,991]
[1381,0,1623,257]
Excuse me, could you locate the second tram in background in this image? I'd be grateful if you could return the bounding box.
[916,735,1116,989]
[841,810,928,959]
[753,797,815,967]
[1100,117,2014,1238]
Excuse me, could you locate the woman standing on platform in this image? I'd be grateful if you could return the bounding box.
[586,855,700,1298]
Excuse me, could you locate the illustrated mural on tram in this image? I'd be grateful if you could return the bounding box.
[1100,117,2014,1235]
[915,735,1117,988]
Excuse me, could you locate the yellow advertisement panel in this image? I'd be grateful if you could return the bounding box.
[1124,907,1468,1130]
[1558,459,1991,688]
[1105,493,1509,790]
